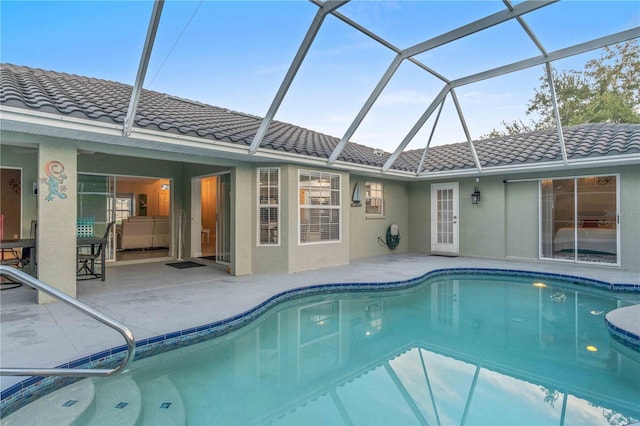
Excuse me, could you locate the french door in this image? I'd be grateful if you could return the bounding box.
[431,182,459,255]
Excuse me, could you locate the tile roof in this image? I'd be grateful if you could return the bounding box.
[2,63,639,173]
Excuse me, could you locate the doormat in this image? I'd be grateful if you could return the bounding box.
[199,256,217,261]
[166,261,205,269]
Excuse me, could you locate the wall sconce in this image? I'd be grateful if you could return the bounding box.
[351,182,362,207]
[471,186,481,204]
[161,183,170,190]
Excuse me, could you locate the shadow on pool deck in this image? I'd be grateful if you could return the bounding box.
[1,253,638,392]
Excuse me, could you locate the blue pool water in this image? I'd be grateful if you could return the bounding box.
[6,273,640,425]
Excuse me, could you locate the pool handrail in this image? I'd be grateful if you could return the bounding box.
[0,265,136,377]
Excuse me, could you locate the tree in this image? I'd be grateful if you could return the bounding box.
[483,40,640,138]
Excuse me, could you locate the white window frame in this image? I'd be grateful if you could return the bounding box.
[257,167,280,246]
[113,193,134,224]
[298,170,341,245]
[365,181,384,217]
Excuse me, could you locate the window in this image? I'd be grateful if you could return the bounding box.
[113,194,133,223]
[299,170,340,243]
[365,182,384,216]
[540,175,618,264]
[258,168,280,245]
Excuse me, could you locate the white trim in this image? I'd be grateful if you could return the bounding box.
[297,169,342,245]
[256,167,281,247]
[1,106,123,132]
[364,181,384,218]
[538,173,621,267]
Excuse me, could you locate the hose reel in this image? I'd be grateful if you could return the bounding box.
[378,224,400,250]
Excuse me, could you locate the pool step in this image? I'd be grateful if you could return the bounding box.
[138,375,186,425]
[82,376,142,425]
[2,379,95,426]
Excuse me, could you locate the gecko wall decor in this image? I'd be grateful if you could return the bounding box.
[40,160,68,201]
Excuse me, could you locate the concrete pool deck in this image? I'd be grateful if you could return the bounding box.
[2,253,639,393]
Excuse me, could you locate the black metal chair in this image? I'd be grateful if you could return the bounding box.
[77,221,114,280]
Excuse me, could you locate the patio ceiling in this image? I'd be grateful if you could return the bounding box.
[122,0,639,176]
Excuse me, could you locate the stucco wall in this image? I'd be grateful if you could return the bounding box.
[407,181,430,253]
[407,165,640,273]
[505,181,539,258]
[618,165,640,273]
[232,165,253,276]
[286,166,350,273]
[252,164,290,274]
[459,177,506,258]
[38,142,78,302]
[349,176,409,259]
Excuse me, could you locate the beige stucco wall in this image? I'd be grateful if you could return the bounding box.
[252,164,290,274]
[407,181,430,254]
[458,176,507,258]
[408,177,507,256]
[37,142,78,302]
[349,176,409,259]
[285,166,350,273]
[505,180,539,258]
[232,165,253,276]
[407,165,640,273]
[617,165,640,272]
[2,133,638,284]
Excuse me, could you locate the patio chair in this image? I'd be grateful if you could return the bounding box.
[19,220,37,274]
[77,221,114,280]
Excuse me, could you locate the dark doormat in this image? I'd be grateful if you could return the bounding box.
[166,261,205,269]
[199,256,217,261]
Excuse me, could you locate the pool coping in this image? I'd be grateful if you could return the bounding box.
[2,267,639,417]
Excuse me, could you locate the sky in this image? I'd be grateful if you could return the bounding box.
[1,1,639,152]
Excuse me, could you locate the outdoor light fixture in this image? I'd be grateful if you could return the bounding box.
[351,181,362,207]
[471,186,481,204]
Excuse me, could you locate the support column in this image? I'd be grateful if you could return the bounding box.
[37,143,77,303]
[231,165,252,276]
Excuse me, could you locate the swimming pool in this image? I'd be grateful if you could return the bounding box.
[3,271,640,425]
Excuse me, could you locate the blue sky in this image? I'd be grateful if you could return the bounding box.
[1,1,639,151]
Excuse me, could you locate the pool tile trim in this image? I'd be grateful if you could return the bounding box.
[605,319,640,352]
[1,267,638,417]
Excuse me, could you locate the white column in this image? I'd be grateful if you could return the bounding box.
[37,142,77,303]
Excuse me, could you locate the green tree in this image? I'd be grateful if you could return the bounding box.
[483,40,640,138]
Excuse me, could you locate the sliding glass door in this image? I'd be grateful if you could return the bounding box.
[79,174,173,262]
[78,174,116,261]
[540,175,618,265]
